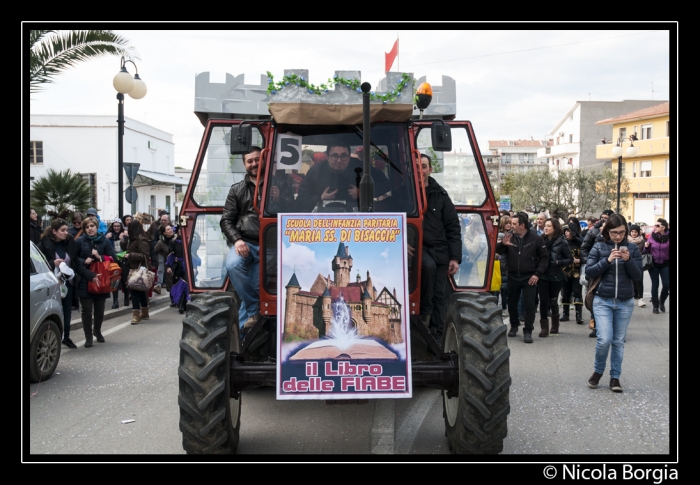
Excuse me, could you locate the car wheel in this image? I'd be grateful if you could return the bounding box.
[29,319,62,383]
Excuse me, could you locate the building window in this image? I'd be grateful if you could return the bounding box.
[632,162,636,178]
[666,121,669,136]
[80,173,97,207]
[569,134,573,143]
[30,141,43,164]
[640,161,652,178]
[619,127,626,141]
[665,159,669,176]
[641,124,652,140]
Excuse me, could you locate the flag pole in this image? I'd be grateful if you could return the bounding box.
[396,34,399,72]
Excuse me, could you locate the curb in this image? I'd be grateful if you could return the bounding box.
[69,292,173,332]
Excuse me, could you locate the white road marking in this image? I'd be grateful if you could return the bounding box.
[63,306,170,353]
[371,399,395,454]
[394,389,440,454]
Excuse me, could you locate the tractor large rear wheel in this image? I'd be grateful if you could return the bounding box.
[178,291,242,454]
[442,292,511,454]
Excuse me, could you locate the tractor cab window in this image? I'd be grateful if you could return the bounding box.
[192,125,265,208]
[264,123,417,216]
[415,126,488,207]
[455,213,491,288]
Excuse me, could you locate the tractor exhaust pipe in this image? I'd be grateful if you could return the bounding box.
[359,82,374,212]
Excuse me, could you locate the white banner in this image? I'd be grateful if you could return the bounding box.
[275,133,303,171]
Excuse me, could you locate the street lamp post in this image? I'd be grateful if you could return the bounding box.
[113,56,147,219]
[611,134,638,215]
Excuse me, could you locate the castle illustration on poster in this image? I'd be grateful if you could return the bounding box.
[276,213,411,400]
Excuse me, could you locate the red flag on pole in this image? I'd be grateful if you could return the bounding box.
[385,39,399,73]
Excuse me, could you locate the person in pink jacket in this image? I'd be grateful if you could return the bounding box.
[644,218,670,314]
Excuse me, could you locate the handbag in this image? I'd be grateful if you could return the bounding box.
[579,265,587,288]
[108,261,122,290]
[490,259,502,292]
[127,266,156,292]
[641,253,654,272]
[88,260,115,294]
[54,267,69,299]
[584,275,602,312]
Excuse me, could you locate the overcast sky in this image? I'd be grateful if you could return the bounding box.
[28,25,673,170]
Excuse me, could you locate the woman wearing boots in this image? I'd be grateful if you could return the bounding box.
[75,218,116,347]
[537,218,572,337]
[125,219,153,324]
[628,224,647,308]
[644,218,670,314]
[105,218,127,309]
[38,218,97,349]
[561,220,585,325]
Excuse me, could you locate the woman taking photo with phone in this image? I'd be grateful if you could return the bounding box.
[586,214,642,393]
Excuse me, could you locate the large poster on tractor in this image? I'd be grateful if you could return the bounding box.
[276,213,412,400]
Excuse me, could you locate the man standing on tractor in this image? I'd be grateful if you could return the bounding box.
[497,211,549,343]
[221,146,267,334]
[417,153,461,340]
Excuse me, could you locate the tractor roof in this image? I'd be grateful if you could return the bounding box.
[267,70,414,125]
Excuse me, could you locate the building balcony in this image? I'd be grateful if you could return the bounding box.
[538,142,579,159]
[596,137,670,160]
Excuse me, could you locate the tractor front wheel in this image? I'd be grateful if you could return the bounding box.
[178,291,242,454]
[442,292,511,454]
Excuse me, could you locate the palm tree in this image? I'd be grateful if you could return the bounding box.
[30,169,93,219]
[30,30,136,94]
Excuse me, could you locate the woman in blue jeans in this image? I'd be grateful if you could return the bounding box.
[585,214,642,393]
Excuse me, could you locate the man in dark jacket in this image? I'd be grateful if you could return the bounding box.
[221,147,265,332]
[417,154,461,339]
[296,143,391,213]
[497,211,549,343]
[581,210,614,259]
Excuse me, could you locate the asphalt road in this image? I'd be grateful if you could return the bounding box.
[27,271,672,459]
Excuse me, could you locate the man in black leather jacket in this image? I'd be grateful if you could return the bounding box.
[221,147,266,332]
[496,211,549,343]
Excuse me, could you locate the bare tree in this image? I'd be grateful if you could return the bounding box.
[508,168,628,218]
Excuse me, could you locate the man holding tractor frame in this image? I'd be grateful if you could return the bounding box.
[415,153,461,340]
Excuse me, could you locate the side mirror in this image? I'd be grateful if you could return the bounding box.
[431,120,452,152]
[230,124,252,154]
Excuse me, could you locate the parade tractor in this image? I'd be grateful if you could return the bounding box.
[176,72,510,454]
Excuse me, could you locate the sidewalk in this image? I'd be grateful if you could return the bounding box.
[68,290,173,332]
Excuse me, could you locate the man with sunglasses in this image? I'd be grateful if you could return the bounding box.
[296,143,390,213]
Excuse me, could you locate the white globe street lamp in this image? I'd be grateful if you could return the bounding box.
[114,56,147,219]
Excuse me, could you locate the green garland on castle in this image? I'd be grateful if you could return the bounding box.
[266,71,414,104]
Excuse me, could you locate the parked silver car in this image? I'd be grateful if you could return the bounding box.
[29,241,64,383]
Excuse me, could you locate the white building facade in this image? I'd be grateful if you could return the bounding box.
[30,114,187,222]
